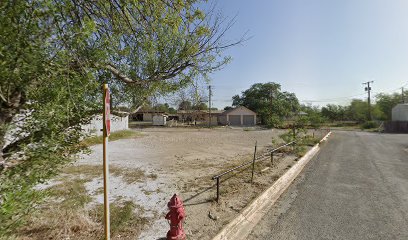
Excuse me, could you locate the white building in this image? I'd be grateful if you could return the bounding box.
[152,115,167,126]
[392,104,408,121]
[82,114,129,136]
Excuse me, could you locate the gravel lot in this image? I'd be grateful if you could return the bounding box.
[77,127,290,239]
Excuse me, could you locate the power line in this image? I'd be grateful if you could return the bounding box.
[299,93,366,103]
[301,82,408,103]
[371,82,408,95]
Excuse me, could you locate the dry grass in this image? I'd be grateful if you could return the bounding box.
[17,201,147,240]
[62,164,157,185]
[110,167,145,184]
[14,164,152,240]
[81,130,143,147]
[17,206,102,240]
[91,201,149,239]
[62,164,102,179]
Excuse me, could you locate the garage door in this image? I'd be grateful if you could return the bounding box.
[228,115,241,125]
[243,115,255,126]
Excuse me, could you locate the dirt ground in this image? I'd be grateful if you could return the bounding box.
[34,127,325,240]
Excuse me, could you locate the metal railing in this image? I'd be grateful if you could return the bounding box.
[212,141,296,203]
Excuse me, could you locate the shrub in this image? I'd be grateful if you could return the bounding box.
[361,121,378,129]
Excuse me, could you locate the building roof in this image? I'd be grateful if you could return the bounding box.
[177,110,224,114]
[393,103,408,108]
[135,109,166,114]
[221,106,256,115]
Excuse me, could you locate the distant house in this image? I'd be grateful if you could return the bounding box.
[152,114,167,126]
[82,113,129,136]
[218,106,257,126]
[176,109,223,125]
[132,109,167,122]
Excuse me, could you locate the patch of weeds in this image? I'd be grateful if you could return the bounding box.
[141,189,154,196]
[294,145,307,157]
[46,179,92,209]
[94,187,104,195]
[62,164,101,179]
[16,179,102,239]
[271,174,280,181]
[16,167,151,240]
[65,164,155,185]
[81,130,143,147]
[360,121,379,130]
[276,146,292,154]
[110,167,147,184]
[299,135,320,146]
[147,173,158,180]
[17,205,103,240]
[91,201,149,238]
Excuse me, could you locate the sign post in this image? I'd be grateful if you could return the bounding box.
[103,84,110,240]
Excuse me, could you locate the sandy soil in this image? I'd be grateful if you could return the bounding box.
[75,127,322,239]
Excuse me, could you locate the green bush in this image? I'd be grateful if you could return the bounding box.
[361,121,378,129]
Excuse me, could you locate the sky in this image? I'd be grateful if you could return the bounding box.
[206,0,408,109]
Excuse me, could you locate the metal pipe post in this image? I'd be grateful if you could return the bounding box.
[102,84,110,240]
[251,141,257,184]
[216,177,220,203]
[270,151,274,165]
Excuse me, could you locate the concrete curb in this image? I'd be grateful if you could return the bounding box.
[212,131,332,240]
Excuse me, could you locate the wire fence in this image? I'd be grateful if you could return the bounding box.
[211,128,330,203]
[211,141,296,203]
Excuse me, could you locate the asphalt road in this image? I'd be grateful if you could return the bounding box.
[248,131,408,240]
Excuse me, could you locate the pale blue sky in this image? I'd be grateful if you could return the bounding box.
[209,0,408,109]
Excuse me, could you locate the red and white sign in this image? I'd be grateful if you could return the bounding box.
[105,88,111,136]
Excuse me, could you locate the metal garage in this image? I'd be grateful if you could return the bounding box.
[218,106,257,126]
[229,115,241,125]
[243,115,255,126]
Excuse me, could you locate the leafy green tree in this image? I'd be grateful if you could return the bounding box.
[193,102,208,110]
[347,99,368,122]
[0,1,101,234]
[301,105,326,128]
[321,104,347,121]
[375,92,406,120]
[0,0,240,235]
[178,100,193,110]
[232,82,299,127]
[152,103,177,114]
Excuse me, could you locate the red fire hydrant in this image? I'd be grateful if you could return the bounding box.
[165,194,186,240]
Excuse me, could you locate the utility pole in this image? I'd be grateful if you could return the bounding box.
[269,89,274,125]
[363,81,374,120]
[402,87,405,103]
[208,85,212,127]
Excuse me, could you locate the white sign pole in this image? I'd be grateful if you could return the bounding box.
[103,84,110,240]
